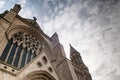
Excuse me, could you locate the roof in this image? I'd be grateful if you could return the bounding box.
[70,44,80,56]
[16,15,51,40]
[0,10,8,19]
[0,7,54,43]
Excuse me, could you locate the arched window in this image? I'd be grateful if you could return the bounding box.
[0,32,44,69]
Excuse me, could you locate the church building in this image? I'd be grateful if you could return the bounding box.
[0,4,92,80]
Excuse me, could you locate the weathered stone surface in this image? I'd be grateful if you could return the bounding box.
[0,4,92,80]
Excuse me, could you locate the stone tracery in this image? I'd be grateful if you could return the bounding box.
[11,31,44,55]
[0,31,45,69]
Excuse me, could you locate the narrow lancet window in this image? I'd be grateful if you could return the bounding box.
[0,39,13,61]
[27,49,32,63]
[20,47,27,68]
[7,43,17,64]
[13,44,22,67]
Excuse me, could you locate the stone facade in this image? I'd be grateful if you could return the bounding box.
[0,4,92,80]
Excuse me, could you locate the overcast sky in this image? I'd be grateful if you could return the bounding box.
[0,0,120,80]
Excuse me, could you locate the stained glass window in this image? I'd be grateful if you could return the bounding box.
[0,39,13,61]
[20,47,27,68]
[0,32,40,69]
[7,43,17,64]
[27,49,32,63]
[13,44,22,67]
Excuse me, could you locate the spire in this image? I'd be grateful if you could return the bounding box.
[51,32,59,47]
[70,44,81,60]
[69,45,92,80]
[70,44,80,55]
[70,44,85,67]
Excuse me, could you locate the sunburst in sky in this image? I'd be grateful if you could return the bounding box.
[0,0,120,80]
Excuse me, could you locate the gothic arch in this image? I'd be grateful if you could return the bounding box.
[5,25,53,55]
[0,25,53,69]
[6,25,46,42]
[23,70,56,80]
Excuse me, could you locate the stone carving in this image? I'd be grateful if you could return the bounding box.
[12,32,23,44]
[11,32,44,55]
[23,71,56,80]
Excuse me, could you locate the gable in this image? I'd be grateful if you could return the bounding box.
[0,25,54,75]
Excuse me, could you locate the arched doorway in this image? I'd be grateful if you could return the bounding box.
[23,70,56,80]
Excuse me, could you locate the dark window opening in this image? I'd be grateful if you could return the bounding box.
[48,67,53,72]
[27,49,32,63]
[0,39,13,61]
[7,43,17,64]
[20,47,27,68]
[37,61,42,67]
[42,56,47,64]
[13,44,22,67]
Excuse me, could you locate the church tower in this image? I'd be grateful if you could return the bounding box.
[70,45,92,80]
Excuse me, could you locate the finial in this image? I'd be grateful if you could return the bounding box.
[33,16,37,21]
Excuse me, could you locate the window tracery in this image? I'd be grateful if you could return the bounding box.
[12,32,44,54]
[0,31,44,69]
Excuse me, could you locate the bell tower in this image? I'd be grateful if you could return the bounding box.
[70,45,92,80]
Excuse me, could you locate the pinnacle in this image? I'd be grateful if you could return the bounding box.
[70,44,80,55]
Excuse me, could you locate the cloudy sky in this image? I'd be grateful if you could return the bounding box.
[0,0,120,80]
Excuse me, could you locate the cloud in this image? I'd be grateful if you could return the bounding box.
[19,7,35,18]
[42,0,120,80]
[0,0,5,9]
[18,0,28,7]
[2,0,119,80]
